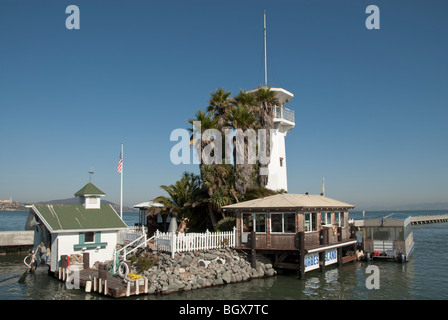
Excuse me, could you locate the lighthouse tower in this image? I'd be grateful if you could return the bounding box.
[249,87,295,192]
[250,12,295,192]
[266,88,294,192]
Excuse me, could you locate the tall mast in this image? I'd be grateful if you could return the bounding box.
[264,10,267,87]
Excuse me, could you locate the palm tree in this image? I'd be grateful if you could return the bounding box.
[253,86,278,187]
[200,164,238,230]
[187,109,220,162]
[206,88,233,130]
[228,103,260,194]
[153,172,203,231]
[233,89,256,108]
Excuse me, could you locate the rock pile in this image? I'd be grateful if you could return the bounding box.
[129,248,276,295]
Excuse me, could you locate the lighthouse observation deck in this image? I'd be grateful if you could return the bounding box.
[273,105,295,123]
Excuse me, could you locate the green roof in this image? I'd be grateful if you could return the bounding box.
[74,182,105,196]
[32,204,127,231]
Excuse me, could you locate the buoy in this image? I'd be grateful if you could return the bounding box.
[118,261,130,279]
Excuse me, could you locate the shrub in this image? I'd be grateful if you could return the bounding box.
[136,252,158,272]
[216,217,236,232]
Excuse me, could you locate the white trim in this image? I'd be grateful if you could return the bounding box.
[270,212,295,234]
[29,205,54,232]
[51,227,128,234]
[306,240,357,254]
[304,212,318,232]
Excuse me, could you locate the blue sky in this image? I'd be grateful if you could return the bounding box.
[0,0,447,210]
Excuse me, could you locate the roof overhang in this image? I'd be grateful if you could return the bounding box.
[247,87,294,105]
[134,201,164,209]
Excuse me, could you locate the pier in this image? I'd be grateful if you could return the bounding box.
[410,214,448,225]
[0,231,33,255]
[351,214,448,227]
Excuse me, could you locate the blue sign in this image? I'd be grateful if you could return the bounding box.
[325,249,338,266]
[304,253,319,272]
[305,249,338,272]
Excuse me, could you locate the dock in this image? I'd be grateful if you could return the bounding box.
[351,214,448,227]
[57,263,150,299]
[0,231,33,255]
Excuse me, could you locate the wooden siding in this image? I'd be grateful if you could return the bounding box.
[236,210,352,251]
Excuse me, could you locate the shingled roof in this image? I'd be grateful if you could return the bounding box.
[222,193,355,211]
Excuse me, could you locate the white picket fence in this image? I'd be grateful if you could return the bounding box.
[154,227,236,258]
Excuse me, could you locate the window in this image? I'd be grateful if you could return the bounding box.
[334,212,345,227]
[321,212,332,225]
[280,157,284,167]
[255,214,266,233]
[271,214,283,233]
[74,231,107,250]
[270,213,296,233]
[242,213,253,232]
[284,213,295,233]
[85,232,95,243]
[305,212,317,232]
[372,227,395,241]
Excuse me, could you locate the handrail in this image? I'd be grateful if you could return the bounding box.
[112,233,148,274]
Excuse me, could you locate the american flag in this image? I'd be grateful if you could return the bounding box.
[117,152,123,173]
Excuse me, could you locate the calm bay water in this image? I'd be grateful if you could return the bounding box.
[1,210,448,300]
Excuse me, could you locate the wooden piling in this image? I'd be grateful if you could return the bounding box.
[85,280,92,293]
[319,251,326,273]
[104,280,108,296]
[296,232,305,279]
[337,247,343,267]
[250,231,256,268]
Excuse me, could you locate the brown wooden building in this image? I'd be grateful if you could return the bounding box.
[222,193,357,278]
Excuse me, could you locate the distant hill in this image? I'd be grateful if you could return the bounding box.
[37,197,135,212]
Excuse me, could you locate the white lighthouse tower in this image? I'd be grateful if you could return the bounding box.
[250,12,295,192]
[266,88,295,192]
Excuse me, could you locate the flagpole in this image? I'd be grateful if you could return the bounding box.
[322,176,325,196]
[120,142,123,219]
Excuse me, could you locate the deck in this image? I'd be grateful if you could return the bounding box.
[57,266,149,298]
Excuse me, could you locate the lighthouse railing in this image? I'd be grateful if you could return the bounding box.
[273,106,294,123]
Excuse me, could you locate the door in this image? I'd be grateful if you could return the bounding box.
[242,213,253,245]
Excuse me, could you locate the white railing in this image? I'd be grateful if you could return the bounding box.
[273,106,294,123]
[117,226,147,245]
[154,227,236,258]
[112,233,149,273]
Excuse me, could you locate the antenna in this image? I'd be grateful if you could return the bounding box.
[88,167,94,183]
[264,10,267,87]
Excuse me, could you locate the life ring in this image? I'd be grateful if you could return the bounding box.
[117,261,129,279]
